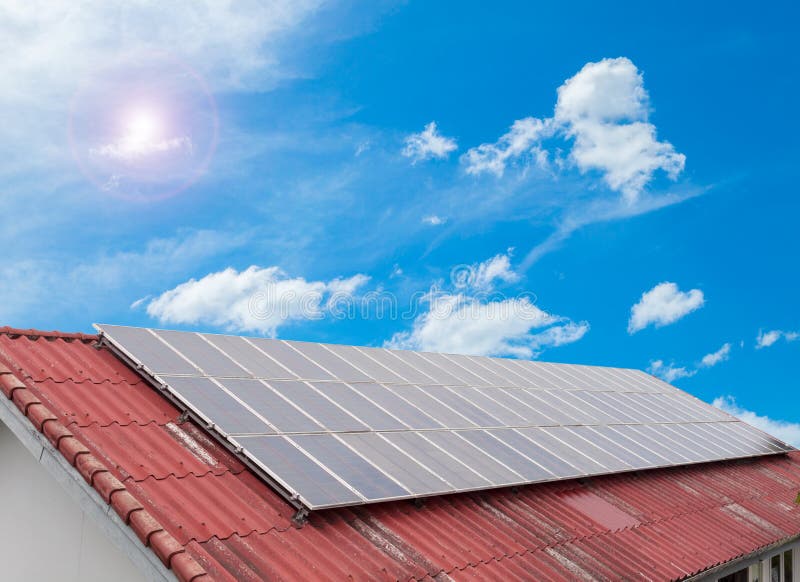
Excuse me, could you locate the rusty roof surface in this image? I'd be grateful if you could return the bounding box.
[1,327,800,581]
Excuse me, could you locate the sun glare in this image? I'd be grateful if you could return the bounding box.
[70,57,218,200]
[123,107,162,149]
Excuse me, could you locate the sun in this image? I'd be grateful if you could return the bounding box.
[69,57,219,200]
[122,107,163,151]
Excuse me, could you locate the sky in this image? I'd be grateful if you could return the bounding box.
[1,1,798,442]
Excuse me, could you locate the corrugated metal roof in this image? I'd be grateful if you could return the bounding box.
[2,327,800,581]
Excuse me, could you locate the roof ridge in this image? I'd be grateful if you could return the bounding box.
[0,326,97,342]
[0,362,208,582]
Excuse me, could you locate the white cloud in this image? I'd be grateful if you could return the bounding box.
[90,136,193,162]
[470,253,520,291]
[713,396,800,447]
[355,140,371,157]
[130,296,151,310]
[519,187,703,270]
[387,295,588,358]
[756,329,799,349]
[422,215,446,226]
[462,57,685,203]
[628,281,704,333]
[0,1,324,103]
[146,266,369,336]
[647,360,695,383]
[386,253,588,358]
[555,58,685,202]
[402,122,458,163]
[700,342,731,368]
[462,117,551,177]
[648,341,732,383]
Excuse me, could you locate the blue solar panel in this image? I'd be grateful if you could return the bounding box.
[97,324,794,511]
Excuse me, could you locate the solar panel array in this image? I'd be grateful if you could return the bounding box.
[96,324,793,510]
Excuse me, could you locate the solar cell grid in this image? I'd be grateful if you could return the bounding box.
[97,324,794,511]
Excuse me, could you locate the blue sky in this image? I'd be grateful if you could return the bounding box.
[1,1,798,440]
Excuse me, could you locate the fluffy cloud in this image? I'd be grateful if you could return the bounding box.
[713,396,800,447]
[647,360,695,383]
[146,266,369,336]
[756,329,799,349]
[402,122,458,163]
[555,58,685,202]
[700,342,731,368]
[462,117,550,177]
[468,253,519,291]
[386,253,589,358]
[628,281,704,333]
[462,57,685,202]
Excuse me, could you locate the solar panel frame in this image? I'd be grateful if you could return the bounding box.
[339,432,453,496]
[382,431,494,490]
[287,342,374,383]
[161,375,276,435]
[457,429,555,482]
[152,329,251,377]
[95,324,794,513]
[218,378,325,434]
[235,435,364,508]
[204,334,296,379]
[290,434,412,501]
[308,382,408,431]
[345,382,443,429]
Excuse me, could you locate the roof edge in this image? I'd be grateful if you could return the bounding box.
[0,362,206,581]
[0,326,97,341]
[683,534,800,581]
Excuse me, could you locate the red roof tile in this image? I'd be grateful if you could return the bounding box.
[2,327,800,581]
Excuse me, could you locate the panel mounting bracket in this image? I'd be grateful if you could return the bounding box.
[292,507,309,528]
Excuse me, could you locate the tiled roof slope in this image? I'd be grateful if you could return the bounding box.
[1,327,800,581]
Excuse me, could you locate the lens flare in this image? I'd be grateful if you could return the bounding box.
[125,108,161,147]
[69,55,218,202]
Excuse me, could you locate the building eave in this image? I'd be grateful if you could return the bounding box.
[0,390,176,582]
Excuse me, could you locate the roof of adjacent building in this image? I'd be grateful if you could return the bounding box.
[1,326,800,581]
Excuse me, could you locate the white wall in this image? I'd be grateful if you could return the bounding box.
[0,420,145,582]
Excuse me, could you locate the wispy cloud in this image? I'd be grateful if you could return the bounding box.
[628,281,705,334]
[648,341,733,383]
[0,1,326,104]
[403,122,458,163]
[700,342,731,367]
[519,187,704,270]
[0,229,251,327]
[0,1,333,181]
[647,360,696,383]
[713,396,800,447]
[756,329,799,349]
[422,215,446,226]
[90,136,193,162]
